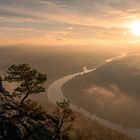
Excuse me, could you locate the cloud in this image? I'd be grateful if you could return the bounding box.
[0,0,140,45]
[0,0,130,24]
[82,84,138,107]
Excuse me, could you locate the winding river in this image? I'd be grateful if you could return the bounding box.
[47,53,140,140]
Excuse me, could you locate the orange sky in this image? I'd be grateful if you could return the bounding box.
[0,0,140,46]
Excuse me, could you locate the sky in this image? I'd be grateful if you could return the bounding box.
[0,0,140,46]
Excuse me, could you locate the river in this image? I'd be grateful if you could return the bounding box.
[47,53,140,140]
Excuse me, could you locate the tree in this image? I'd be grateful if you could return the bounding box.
[53,99,75,140]
[4,64,47,105]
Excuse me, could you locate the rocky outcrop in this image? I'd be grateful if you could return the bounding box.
[0,77,10,97]
[0,95,59,140]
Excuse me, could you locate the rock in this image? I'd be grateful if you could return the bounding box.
[0,96,59,140]
[0,77,10,97]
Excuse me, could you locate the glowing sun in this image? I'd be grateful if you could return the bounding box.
[129,21,140,36]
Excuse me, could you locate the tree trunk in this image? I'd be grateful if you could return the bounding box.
[20,93,29,105]
[52,113,66,140]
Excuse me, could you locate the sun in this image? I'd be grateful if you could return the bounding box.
[129,21,140,36]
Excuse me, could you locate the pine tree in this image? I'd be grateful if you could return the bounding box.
[4,64,47,105]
